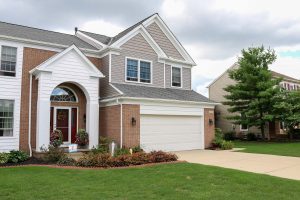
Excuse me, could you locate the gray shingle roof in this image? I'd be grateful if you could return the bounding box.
[111,83,214,103]
[79,30,112,45]
[271,70,299,83]
[0,21,97,50]
[79,13,157,46]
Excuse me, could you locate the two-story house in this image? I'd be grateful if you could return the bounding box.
[208,63,300,138]
[0,13,217,153]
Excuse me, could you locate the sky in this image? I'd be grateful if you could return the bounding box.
[1,0,300,96]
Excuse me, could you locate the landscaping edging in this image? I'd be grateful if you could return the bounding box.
[0,160,185,170]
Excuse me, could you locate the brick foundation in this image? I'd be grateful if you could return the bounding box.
[204,108,215,148]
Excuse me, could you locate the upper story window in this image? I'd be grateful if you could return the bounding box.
[0,100,14,137]
[172,66,182,87]
[50,87,77,102]
[0,46,17,77]
[126,58,151,84]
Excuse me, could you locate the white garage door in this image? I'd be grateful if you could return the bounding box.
[140,115,203,152]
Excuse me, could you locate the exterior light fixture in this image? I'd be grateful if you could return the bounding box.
[209,119,214,125]
[131,117,136,126]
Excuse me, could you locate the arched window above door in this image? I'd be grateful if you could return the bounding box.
[50,87,77,102]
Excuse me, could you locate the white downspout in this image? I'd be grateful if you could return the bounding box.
[28,73,33,157]
[117,99,123,148]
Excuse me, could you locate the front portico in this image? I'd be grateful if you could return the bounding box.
[30,45,104,151]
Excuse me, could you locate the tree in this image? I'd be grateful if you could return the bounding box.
[272,89,300,139]
[223,46,280,139]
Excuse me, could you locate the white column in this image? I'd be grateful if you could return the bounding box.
[36,99,51,151]
[86,102,99,149]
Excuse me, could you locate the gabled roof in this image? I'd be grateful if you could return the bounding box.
[271,71,299,83]
[108,83,214,103]
[30,44,104,78]
[0,21,97,50]
[78,30,112,45]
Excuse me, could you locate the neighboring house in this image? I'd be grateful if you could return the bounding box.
[208,63,300,138]
[0,13,217,153]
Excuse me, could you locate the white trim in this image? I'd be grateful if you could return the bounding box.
[109,53,112,82]
[142,14,196,66]
[240,124,249,132]
[28,74,33,156]
[30,44,105,78]
[0,44,18,78]
[75,31,107,49]
[163,60,166,88]
[100,96,219,108]
[50,86,79,103]
[171,66,182,88]
[111,25,167,58]
[125,57,153,85]
[109,83,124,95]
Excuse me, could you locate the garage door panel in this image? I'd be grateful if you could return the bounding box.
[140,115,203,152]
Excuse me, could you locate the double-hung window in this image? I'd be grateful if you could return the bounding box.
[172,66,182,87]
[0,46,17,77]
[0,100,14,137]
[126,58,151,83]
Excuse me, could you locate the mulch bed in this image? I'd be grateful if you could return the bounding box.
[0,158,185,170]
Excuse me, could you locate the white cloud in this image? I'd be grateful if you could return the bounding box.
[80,20,124,37]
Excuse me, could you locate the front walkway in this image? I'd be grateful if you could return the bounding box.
[175,149,300,180]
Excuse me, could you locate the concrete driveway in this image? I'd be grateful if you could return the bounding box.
[175,149,300,180]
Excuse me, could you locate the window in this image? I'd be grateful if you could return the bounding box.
[50,87,77,102]
[0,46,17,77]
[140,61,151,83]
[126,58,151,83]
[126,59,138,82]
[240,113,248,131]
[172,66,181,87]
[0,100,14,137]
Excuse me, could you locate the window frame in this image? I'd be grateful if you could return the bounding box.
[0,45,18,77]
[0,99,15,137]
[171,66,182,88]
[50,86,78,103]
[125,57,152,84]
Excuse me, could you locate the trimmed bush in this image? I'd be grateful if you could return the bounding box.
[224,131,236,141]
[57,157,76,166]
[131,146,144,153]
[148,151,178,163]
[221,141,234,150]
[8,150,29,163]
[75,129,89,146]
[0,152,9,164]
[114,148,130,157]
[246,133,257,141]
[43,145,66,163]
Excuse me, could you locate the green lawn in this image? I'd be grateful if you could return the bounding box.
[234,141,300,157]
[0,163,299,200]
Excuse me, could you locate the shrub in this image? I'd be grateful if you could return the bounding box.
[77,153,111,167]
[246,133,257,141]
[91,137,111,154]
[148,151,178,163]
[212,128,224,147]
[114,148,130,157]
[57,157,76,166]
[220,140,234,150]
[8,150,29,163]
[0,152,9,164]
[75,129,89,146]
[131,146,144,153]
[50,130,63,147]
[43,145,66,163]
[224,131,236,141]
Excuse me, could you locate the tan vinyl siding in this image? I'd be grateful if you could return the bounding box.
[111,33,164,88]
[146,22,184,61]
[100,55,121,98]
[165,64,191,90]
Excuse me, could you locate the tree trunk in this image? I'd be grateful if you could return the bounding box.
[261,125,265,141]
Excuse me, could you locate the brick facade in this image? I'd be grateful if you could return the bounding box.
[99,105,121,144]
[19,47,102,151]
[204,108,215,148]
[122,104,140,148]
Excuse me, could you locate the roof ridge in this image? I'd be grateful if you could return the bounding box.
[0,20,76,37]
[78,30,111,38]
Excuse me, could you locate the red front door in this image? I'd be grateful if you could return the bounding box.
[56,109,69,142]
